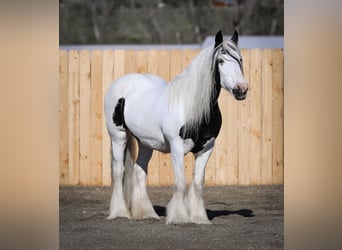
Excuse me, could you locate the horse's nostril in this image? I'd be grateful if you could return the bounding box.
[237,83,248,92]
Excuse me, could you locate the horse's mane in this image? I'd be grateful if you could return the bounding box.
[167,42,229,135]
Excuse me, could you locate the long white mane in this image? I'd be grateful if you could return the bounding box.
[167,44,220,134]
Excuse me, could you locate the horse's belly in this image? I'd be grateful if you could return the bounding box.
[124,105,170,152]
[138,135,170,153]
[126,120,170,152]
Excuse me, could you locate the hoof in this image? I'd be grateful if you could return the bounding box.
[190,216,212,224]
[107,209,131,220]
[166,214,191,225]
[131,209,160,221]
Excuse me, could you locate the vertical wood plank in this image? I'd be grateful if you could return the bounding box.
[272,49,284,184]
[238,50,251,185]
[113,50,125,81]
[226,94,239,185]
[90,50,103,185]
[181,49,198,185]
[136,50,148,74]
[125,50,137,74]
[59,50,69,185]
[261,49,273,184]
[215,91,229,185]
[158,50,172,186]
[79,50,92,185]
[146,50,160,186]
[102,50,114,186]
[68,50,80,185]
[226,48,247,185]
[248,49,262,185]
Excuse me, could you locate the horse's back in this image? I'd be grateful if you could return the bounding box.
[105,73,166,108]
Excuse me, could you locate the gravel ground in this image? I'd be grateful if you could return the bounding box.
[60,185,283,250]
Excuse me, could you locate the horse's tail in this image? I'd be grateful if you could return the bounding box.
[123,132,136,210]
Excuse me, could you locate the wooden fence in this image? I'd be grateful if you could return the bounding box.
[59,48,283,186]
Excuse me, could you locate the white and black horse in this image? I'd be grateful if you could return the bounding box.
[104,30,248,224]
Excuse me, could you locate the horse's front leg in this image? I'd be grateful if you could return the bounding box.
[187,139,215,224]
[166,138,191,224]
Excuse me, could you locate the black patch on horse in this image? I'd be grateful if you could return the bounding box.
[214,60,220,86]
[179,77,222,154]
[180,104,222,154]
[113,98,127,128]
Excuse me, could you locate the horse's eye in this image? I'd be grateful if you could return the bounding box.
[218,59,224,64]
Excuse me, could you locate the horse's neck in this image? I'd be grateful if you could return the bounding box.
[166,52,219,129]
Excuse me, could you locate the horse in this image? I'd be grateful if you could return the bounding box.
[104,30,248,224]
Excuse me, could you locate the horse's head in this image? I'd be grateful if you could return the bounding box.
[213,30,248,101]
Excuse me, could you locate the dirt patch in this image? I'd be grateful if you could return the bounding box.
[60,185,283,249]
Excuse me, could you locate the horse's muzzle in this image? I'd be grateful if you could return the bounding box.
[233,86,248,100]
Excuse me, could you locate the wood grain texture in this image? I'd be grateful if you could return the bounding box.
[90,50,103,185]
[248,49,262,185]
[68,50,80,185]
[272,49,284,184]
[261,49,273,184]
[102,50,114,186]
[238,50,251,185]
[79,50,91,185]
[59,50,69,185]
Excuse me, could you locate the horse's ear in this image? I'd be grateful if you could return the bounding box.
[231,30,239,44]
[215,30,223,48]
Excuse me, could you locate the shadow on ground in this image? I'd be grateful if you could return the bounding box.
[153,205,254,220]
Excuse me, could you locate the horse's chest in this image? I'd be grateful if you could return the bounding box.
[179,104,222,154]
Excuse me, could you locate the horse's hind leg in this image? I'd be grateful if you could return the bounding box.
[128,143,159,220]
[107,131,131,220]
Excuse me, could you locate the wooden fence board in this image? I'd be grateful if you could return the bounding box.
[238,50,251,185]
[226,92,239,185]
[102,50,114,186]
[215,90,229,185]
[79,50,91,185]
[90,50,103,185]
[272,49,284,184]
[59,50,69,185]
[136,50,148,74]
[68,50,80,185]
[113,50,125,80]
[261,49,273,184]
[125,50,137,74]
[249,49,262,185]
